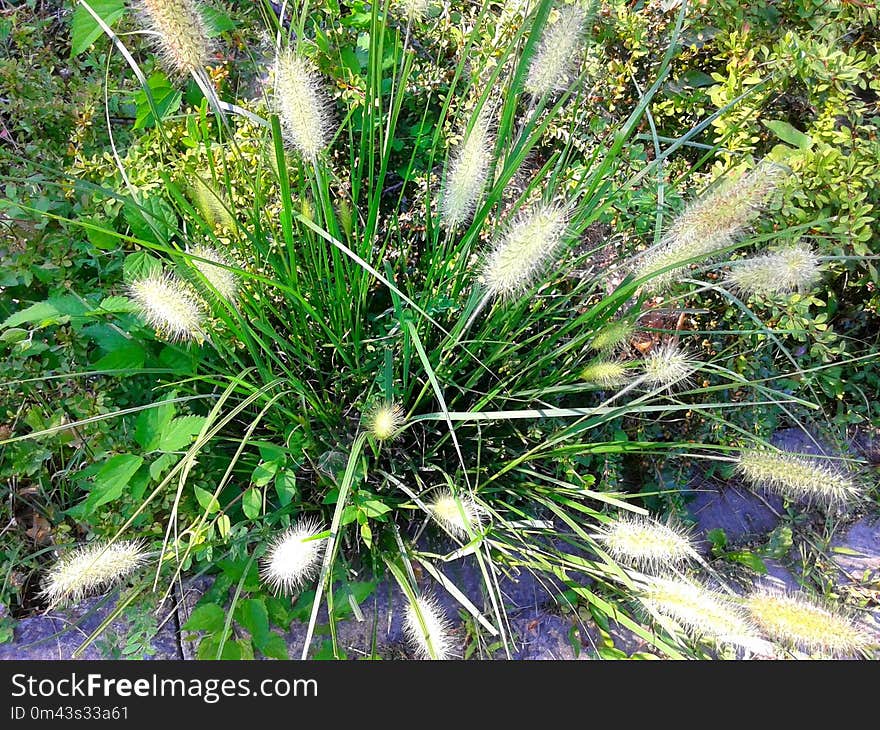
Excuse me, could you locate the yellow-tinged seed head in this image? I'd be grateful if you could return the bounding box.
[191,178,237,232]
[368,402,405,441]
[187,245,238,302]
[404,593,454,660]
[639,575,760,649]
[581,359,630,388]
[441,108,494,229]
[635,162,785,289]
[273,51,331,160]
[726,243,822,296]
[129,271,206,342]
[597,514,698,569]
[590,320,635,352]
[482,202,569,298]
[429,489,486,540]
[42,540,148,607]
[259,518,326,596]
[642,342,698,389]
[525,6,587,97]
[393,0,430,20]
[746,591,876,657]
[736,449,860,508]
[137,0,213,78]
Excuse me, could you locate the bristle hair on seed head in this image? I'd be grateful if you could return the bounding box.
[641,342,698,389]
[187,245,239,302]
[428,489,486,540]
[736,448,861,509]
[394,0,430,20]
[726,242,822,296]
[368,401,405,441]
[136,0,214,79]
[635,161,785,290]
[191,178,237,232]
[259,518,326,596]
[441,106,494,229]
[482,202,569,298]
[590,320,635,352]
[597,514,698,570]
[746,590,876,658]
[273,50,332,161]
[41,540,149,608]
[403,593,455,660]
[525,6,587,97]
[638,575,760,650]
[128,271,207,343]
[581,359,630,388]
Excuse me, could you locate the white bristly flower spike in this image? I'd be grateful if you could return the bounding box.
[746,591,876,658]
[260,518,326,596]
[736,448,860,509]
[635,161,785,289]
[638,575,762,651]
[597,514,698,570]
[368,401,405,441]
[136,0,213,79]
[726,242,822,296]
[482,202,569,298]
[525,6,587,97]
[428,489,486,540]
[42,540,149,607]
[394,0,429,20]
[404,593,454,660]
[129,271,207,342]
[273,50,332,161]
[441,107,494,229]
[187,245,239,302]
[641,342,698,389]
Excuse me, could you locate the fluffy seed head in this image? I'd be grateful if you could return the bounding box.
[403,594,454,660]
[42,540,148,607]
[581,359,630,388]
[597,514,698,570]
[746,591,875,657]
[259,518,326,596]
[482,203,569,298]
[736,449,860,509]
[441,108,494,229]
[191,178,236,232]
[394,0,429,19]
[368,402,405,441]
[129,271,207,342]
[590,320,635,352]
[274,51,331,160]
[638,575,760,649]
[187,245,238,302]
[726,243,821,296]
[641,342,698,389]
[525,6,587,97]
[635,162,784,289]
[137,0,213,78]
[429,489,486,540]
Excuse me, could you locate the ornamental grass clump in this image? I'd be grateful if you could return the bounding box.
[736,449,860,509]
[726,242,821,296]
[403,594,454,660]
[136,0,213,79]
[128,271,207,342]
[273,51,332,161]
[597,515,698,571]
[745,591,875,658]
[635,162,784,289]
[41,540,149,608]
[259,518,326,596]
[525,5,587,97]
[482,202,569,298]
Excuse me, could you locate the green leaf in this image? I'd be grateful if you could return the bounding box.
[134,73,183,129]
[236,598,270,645]
[89,454,144,508]
[242,487,262,520]
[762,119,813,151]
[359,499,392,518]
[201,6,237,35]
[93,344,146,371]
[183,603,226,633]
[85,221,120,250]
[123,195,178,245]
[258,634,288,660]
[158,415,207,452]
[134,395,177,451]
[725,551,767,574]
[274,469,297,507]
[123,251,164,283]
[2,297,90,329]
[194,485,220,514]
[70,0,126,58]
[251,460,279,487]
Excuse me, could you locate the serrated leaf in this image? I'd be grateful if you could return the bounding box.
[149,452,177,481]
[183,603,226,633]
[236,598,270,645]
[159,415,206,452]
[123,196,178,245]
[95,296,138,314]
[2,297,89,329]
[123,251,164,283]
[259,634,288,660]
[134,73,182,129]
[70,0,126,57]
[242,487,261,520]
[89,454,144,508]
[134,395,176,451]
